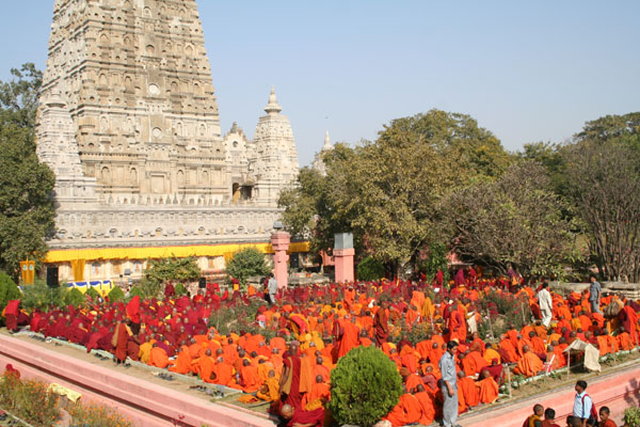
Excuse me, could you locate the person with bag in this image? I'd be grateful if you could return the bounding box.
[573,380,598,426]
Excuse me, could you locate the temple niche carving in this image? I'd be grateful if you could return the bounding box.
[36,0,299,255]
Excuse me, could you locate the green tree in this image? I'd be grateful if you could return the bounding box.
[356,256,385,281]
[446,161,579,277]
[107,286,125,303]
[329,346,403,426]
[563,113,640,281]
[21,281,66,312]
[226,248,270,285]
[64,288,86,307]
[0,272,21,325]
[0,64,55,279]
[280,110,513,276]
[139,257,200,298]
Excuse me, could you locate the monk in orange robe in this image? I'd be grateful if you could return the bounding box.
[477,369,499,404]
[213,357,237,387]
[149,343,170,368]
[239,359,262,393]
[192,349,216,383]
[514,346,543,377]
[414,384,436,425]
[336,316,360,359]
[457,371,480,408]
[169,345,192,374]
[385,392,422,427]
[256,370,280,402]
[302,375,331,411]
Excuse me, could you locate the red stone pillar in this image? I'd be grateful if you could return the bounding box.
[270,231,290,289]
[334,248,355,283]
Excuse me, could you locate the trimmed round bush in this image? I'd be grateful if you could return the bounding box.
[85,287,101,300]
[64,288,86,307]
[329,346,403,426]
[128,286,145,300]
[107,286,125,302]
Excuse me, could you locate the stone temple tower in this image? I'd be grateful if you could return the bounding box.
[35,0,300,272]
[251,88,299,205]
[37,0,225,207]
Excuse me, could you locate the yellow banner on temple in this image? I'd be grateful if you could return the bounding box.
[44,241,310,263]
[20,260,36,285]
[70,259,86,281]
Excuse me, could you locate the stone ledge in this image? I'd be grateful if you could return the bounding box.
[0,334,274,427]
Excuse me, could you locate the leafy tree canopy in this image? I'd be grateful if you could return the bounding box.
[139,257,201,298]
[0,64,55,279]
[226,248,270,285]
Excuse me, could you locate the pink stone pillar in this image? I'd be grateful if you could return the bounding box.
[271,231,290,289]
[334,248,355,283]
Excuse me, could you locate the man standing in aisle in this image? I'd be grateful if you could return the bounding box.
[537,281,553,327]
[439,341,460,427]
[589,276,602,314]
[267,273,278,305]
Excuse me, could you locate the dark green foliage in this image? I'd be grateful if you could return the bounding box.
[107,286,125,303]
[329,346,403,426]
[64,288,86,307]
[0,272,21,325]
[128,286,145,300]
[356,256,385,281]
[20,281,66,312]
[208,299,267,336]
[477,289,532,338]
[84,287,101,301]
[174,283,188,297]
[225,248,270,285]
[0,271,21,308]
[139,257,200,298]
[420,242,449,283]
[0,64,55,279]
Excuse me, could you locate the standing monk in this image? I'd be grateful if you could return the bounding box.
[112,320,131,364]
[279,341,303,411]
[374,300,390,346]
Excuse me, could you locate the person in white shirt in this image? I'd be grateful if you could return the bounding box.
[573,380,594,426]
[537,281,553,327]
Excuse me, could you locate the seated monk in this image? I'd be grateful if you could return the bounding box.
[149,343,170,368]
[256,370,280,402]
[169,344,192,374]
[280,403,325,427]
[239,358,262,393]
[457,371,480,408]
[213,356,238,388]
[302,375,330,411]
[514,345,543,377]
[413,384,436,425]
[384,390,422,427]
[192,348,216,383]
[477,369,499,404]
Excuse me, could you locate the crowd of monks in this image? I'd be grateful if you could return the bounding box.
[3,268,640,427]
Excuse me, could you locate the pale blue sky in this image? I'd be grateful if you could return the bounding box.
[1,1,639,165]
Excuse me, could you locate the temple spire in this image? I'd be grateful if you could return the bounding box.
[322,130,333,150]
[264,87,282,114]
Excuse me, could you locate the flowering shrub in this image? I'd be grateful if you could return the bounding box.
[69,402,133,427]
[0,372,59,426]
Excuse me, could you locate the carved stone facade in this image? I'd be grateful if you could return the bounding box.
[37,0,300,279]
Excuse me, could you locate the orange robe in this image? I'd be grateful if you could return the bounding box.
[459,377,480,407]
[149,347,169,368]
[337,320,360,359]
[239,364,262,393]
[514,351,543,377]
[256,377,280,401]
[169,345,192,374]
[478,376,499,404]
[385,393,422,427]
[302,382,331,411]
[193,354,216,383]
[414,390,436,425]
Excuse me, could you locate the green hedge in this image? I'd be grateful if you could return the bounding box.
[329,346,403,426]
